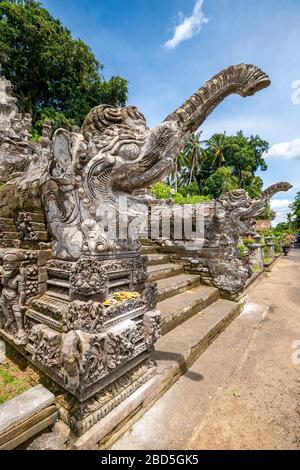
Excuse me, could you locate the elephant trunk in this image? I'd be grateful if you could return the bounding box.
[261,182,292,200]
[164,64,271,134]
[245,182,292,218]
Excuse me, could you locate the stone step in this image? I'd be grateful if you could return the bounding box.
[148,263,184,282]
[156,273,201,302]
[73,298,241,450]
[140,239,157,246]
[147,253,170,266]
[1,231,18,238]
[111,299,250,451]
[30,294,69,319]
[154,299,240,378]
[0,385,57,450]
[46,278,70,289]
[45,290,70,301]
[158,285,219,334]
[141,245,158,254]
[0,217,14,226]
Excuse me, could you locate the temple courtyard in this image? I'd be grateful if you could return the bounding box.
[113,248,300,450]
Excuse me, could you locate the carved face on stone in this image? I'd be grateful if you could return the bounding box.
[219,189,257,236]
[79,104,179,194]
[2,251,22,278]
[41,64,274,259]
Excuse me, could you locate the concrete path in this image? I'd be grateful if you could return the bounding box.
[112,249,300,450]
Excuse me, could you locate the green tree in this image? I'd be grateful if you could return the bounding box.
[174,130,269,198]
[256,202,276,221]
[168,132,206,190]
[205,131,268,196]
[274,221,289,232]
[0,0,128,131]
[290,192,300,229]
[203,133,227,169]
[203,167,238,199]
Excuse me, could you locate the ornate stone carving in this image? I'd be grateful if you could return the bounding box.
[80,334,106,387]
[69,259,108,298]
[143,282,158,310]
[64,300,106,333]
[103,320,137,370]
[60,360,154,436]
[30,324,61,368]
[15,212,38,244]
[0,249,27,344]
[0,65,289,433]
[132,256,148,286]
[174,183,292,294]
[61,330,84,393]
[143,310,161,348]
[204,184,292,293]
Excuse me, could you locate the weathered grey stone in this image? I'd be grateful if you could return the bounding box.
[52,420,71,441]
[73,297,240,449]
[0,340,5,363]
[0,406,58,450]
[27,432,67,450]
[0,385,55,434]
[0,64,291,437]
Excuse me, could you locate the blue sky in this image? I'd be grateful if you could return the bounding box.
[41,0,300,223]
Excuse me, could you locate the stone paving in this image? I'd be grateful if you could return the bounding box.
[113,249,300,450]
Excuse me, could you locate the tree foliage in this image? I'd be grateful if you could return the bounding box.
[167,132,206,189]
[290,191,300,229]
[202,167,238,199]
[256,202,276,221]
[150,182,211,204]
[202,131,268,197]
[0,0,128,131]
[170,130,269,199]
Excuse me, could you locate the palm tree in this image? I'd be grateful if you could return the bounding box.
[204,132,227,170]
[168,132,206,189]
[287,212,293,230]
[185,132,206,185]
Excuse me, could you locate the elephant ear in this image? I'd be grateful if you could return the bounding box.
[49,129,73,180]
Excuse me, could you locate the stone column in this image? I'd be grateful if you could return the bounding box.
[250,235,264,269]
[265,236,275,260]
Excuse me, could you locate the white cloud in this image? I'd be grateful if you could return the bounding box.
[270,198,292,225]
[271,199,292,211]
[164,0,209,50]
[266,137,300,160]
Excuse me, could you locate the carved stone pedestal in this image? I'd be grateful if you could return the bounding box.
[57,360,154,436]
[0,249,160,435]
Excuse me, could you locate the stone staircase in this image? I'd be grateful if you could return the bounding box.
[143,241,239,338]
[70,242,244,449]
[25,240,243,450]
[143,242,242,400]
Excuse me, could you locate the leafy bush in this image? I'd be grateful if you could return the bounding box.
[243,236,255,245]
[237,243,247,258]
[150,182,172,200]
[176,182,201,198]
[33,107,76,136]
[252,265,261,273]
[173,193,211,204]
[151,182,211,204]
